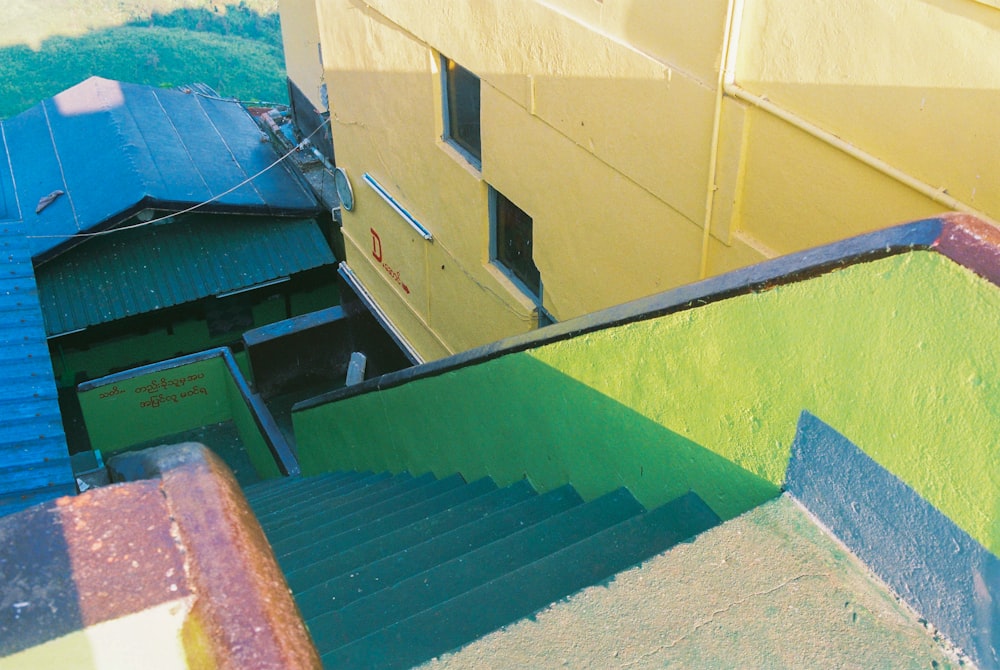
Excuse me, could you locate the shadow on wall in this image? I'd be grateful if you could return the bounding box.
[0,4,285,119]
[295,352,780,522]
[296,240,1000,561]
[0,503,81,658]
[787,411,1000,670]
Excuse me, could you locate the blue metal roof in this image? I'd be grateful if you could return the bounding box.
[35,215,336,336]
[0,149,75,512]
[2,77,320,261]
[0,125,19,224]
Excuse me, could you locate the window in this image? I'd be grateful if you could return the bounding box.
[491,188,540,299]
[442,56,481,166]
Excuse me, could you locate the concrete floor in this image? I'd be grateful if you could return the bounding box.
[421,494,967,669]
[126,421,260,488]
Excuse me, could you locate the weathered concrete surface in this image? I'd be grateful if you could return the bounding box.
[0,479,189,658]
[3,599,193,668]
[110,442,322,670]
[0,442,320,669]
[421,495,965,669]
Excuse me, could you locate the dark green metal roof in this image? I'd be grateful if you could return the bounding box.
[35,215,335,337]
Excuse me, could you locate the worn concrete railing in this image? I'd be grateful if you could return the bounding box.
[0,442,320,669]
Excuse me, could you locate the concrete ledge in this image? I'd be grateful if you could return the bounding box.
[108,443,321,669]
[0,443,320,669]
[420,496,959,669]
[786,412,998,669]
[0,478,189,660]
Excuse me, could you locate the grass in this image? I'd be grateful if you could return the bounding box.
[0,2,286,119]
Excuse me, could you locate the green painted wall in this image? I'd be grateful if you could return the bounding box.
[79,358,229,453]
[52,315,221,388]
[294,251,1000,555]
[79,352,280,480]
[295,353,779,519]
[225,374,280,480]
[50,279,338,389]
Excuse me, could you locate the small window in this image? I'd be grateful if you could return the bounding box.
[491,188,540,299]
[442,56,481,166]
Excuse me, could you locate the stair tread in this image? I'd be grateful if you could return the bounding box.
[264,472,443,544]
[255,471,408,522]
[279,478,529,580]
[323,491,721,669]
[304,487,643,650]
[267,473,463,552]
[250,470,386,516]
[294,482,581,620]
[243,470,353,501]
[246,470,368,507]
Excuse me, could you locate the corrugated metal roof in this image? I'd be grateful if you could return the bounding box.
[35,216,336,336]
[1,77,320,261]
[0,152,75,512]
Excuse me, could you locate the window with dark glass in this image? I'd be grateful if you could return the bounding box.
[442,56,481,166]
[492,188,540,298]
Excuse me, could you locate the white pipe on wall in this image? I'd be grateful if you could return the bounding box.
[722,83,999,228]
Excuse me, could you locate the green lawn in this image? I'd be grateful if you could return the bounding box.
[0,3,286,119]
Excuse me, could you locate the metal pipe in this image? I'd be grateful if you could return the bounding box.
[301,138,335,171]
[723,82,999,228]
[701,0,746,278]
[337,262,425,365]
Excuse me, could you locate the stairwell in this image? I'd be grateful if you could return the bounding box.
[244,470,721,669]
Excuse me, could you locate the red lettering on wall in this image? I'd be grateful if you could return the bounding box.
[368,228,411,296]
[370,228,383,262]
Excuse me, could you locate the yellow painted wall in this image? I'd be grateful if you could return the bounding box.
[726,0,1000,254]
[278,0,325,110]
[2,599,193,670]
[287,0,1000,360]
[307,0,727,357]
[732,110,943,257]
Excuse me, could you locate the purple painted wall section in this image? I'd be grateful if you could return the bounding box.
[785,411,999,669]
[934,213,1000,287]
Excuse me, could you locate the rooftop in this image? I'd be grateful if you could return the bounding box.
[2,76,320,263]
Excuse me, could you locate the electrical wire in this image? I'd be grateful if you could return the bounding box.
[26,116,331,240]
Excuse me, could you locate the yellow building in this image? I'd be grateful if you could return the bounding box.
[281,0,1000,362]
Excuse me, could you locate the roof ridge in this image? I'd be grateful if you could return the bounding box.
[96,78,151,207]
[0,123,23,223]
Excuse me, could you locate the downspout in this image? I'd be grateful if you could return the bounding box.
[700,0,746,278]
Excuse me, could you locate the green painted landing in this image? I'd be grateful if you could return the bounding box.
[421,495,965,669]
[243,471,721,669]
[122,421,260,487]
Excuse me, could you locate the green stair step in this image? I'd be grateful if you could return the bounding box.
[243,470,353,502]
[250,470,386,517]
[267,473,464,551]
[324,491,721,669]
[264,472,440,545]
[280,478,529,581]
[245,470,368,508]
[255,471,406,525]
[306,487,642,653]
[296,483,583,622]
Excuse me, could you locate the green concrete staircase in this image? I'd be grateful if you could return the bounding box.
[243,470,721,669]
